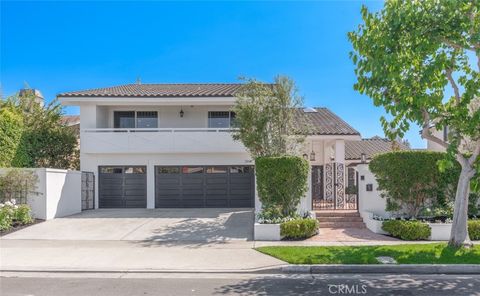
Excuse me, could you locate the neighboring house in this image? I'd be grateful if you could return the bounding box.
[57,83,400,214]
[427,126,449,152]
[19,88,44,107]
[60,115,81,136]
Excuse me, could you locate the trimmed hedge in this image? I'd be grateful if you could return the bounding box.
[255,156,309,216]
[468,220,480,241]
[0,107,28,167]
[369,151,460,217]
[281,218,319,240]
[382,220,431,240]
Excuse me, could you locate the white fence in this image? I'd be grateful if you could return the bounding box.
[0,168,82,220]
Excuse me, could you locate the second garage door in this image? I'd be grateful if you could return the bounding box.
[99,166,147,208]
[155,166,254,208]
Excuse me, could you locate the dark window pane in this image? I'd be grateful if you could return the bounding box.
[206,167,227,174]
[100,167,123,174]
[208,111,230,128]
[137,111,158,128]
[157,167,180,174]
[114,111,135,128]
[230,166,251,174]
[182,167,204,174]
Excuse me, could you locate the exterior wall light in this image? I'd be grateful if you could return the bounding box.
[309,151,316,161]
[179,109,184,118]
[361,152,367,164]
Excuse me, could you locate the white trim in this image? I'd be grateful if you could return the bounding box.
[58,96,236,106]
[83,127,237,133]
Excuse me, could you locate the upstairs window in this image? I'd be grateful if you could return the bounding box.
[114,111,158,128]
[208,111,236,128]
[114,111,135,128]
[137,111,158,128]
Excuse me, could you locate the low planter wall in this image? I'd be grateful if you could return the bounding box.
[254,223,282,241]
[362,212,453,241]
[428,223,452,241]
[364,216,389,235]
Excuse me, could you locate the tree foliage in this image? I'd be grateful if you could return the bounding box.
[369,151,460,217]
[233,76,305,158]
[255,156,309,217]
[0,169,39,204]
[0,107,27,167]
[1,94,79,170]
[349,0,480,247]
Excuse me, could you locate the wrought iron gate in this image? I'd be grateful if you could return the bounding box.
[81,171,95,210]
[312,164,357,210]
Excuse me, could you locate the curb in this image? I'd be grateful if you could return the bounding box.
[0,266,287,275]
[3,264,480,275]
[282,264,480,274]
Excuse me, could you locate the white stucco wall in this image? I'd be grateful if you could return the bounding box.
[44,169,82,219]
[356,164,389,219]
[81,152,253,209]
[0,168,82,220]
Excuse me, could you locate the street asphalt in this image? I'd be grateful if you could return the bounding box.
[1,273,480,296]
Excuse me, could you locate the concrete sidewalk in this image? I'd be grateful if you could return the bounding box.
[0,239,285,273]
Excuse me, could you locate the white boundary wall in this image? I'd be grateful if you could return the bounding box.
[356,164,389,219]
[0,168,82,220]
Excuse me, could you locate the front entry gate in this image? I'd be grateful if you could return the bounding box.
[81,171,95,210]
[312,164,358,210]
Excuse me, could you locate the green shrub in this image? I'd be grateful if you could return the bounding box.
[369,151,460,218]
[281,218,319,240]
[0,107,28,167]
[14,204,33,225]
[0,169,39,204]
[382,220,431,240]
[255,156,309,216]
[468,220,480,241]
[0,205,14,231]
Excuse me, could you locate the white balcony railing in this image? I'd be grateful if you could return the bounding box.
[81,128,247,154]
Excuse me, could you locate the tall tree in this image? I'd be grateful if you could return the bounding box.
[1,94,79,170]
[233,76,305,158]
[349,0,479,247]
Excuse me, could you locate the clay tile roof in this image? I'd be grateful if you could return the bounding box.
[294,108,360,136]
[60,115,80,126]
[345,137,410,160]
[57,83,245,98]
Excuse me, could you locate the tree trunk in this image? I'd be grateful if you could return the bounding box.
[449,167,473,248]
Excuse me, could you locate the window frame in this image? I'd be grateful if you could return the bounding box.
[207,111,236,128]
[113,110,159,129]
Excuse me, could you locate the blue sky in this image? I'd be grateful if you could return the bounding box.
[0,0,425,148]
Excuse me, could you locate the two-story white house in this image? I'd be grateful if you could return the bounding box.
[58,83,382,214]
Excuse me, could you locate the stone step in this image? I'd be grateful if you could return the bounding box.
[315,211,360,217]
[317,216,364,222]
[317,221,366,228]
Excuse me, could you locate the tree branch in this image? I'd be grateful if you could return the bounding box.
[469,140,480,166]
[445,68,461,104]
[441,38,475,51]
[420,109,449,149]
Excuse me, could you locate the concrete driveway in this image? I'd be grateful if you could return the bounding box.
[1,208,254,242]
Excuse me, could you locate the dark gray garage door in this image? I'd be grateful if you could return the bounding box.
[155,166,254,208]
[99,166,147,208]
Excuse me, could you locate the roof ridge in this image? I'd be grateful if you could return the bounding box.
[126,83,245,86]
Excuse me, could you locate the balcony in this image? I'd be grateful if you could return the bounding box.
[81,128,247,154]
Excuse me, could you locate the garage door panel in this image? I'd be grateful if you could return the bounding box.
[206,200,228,207]
[99,190,123,197]
[155,166,253,208]
[230,199,252,207]
[99,166,147,208]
